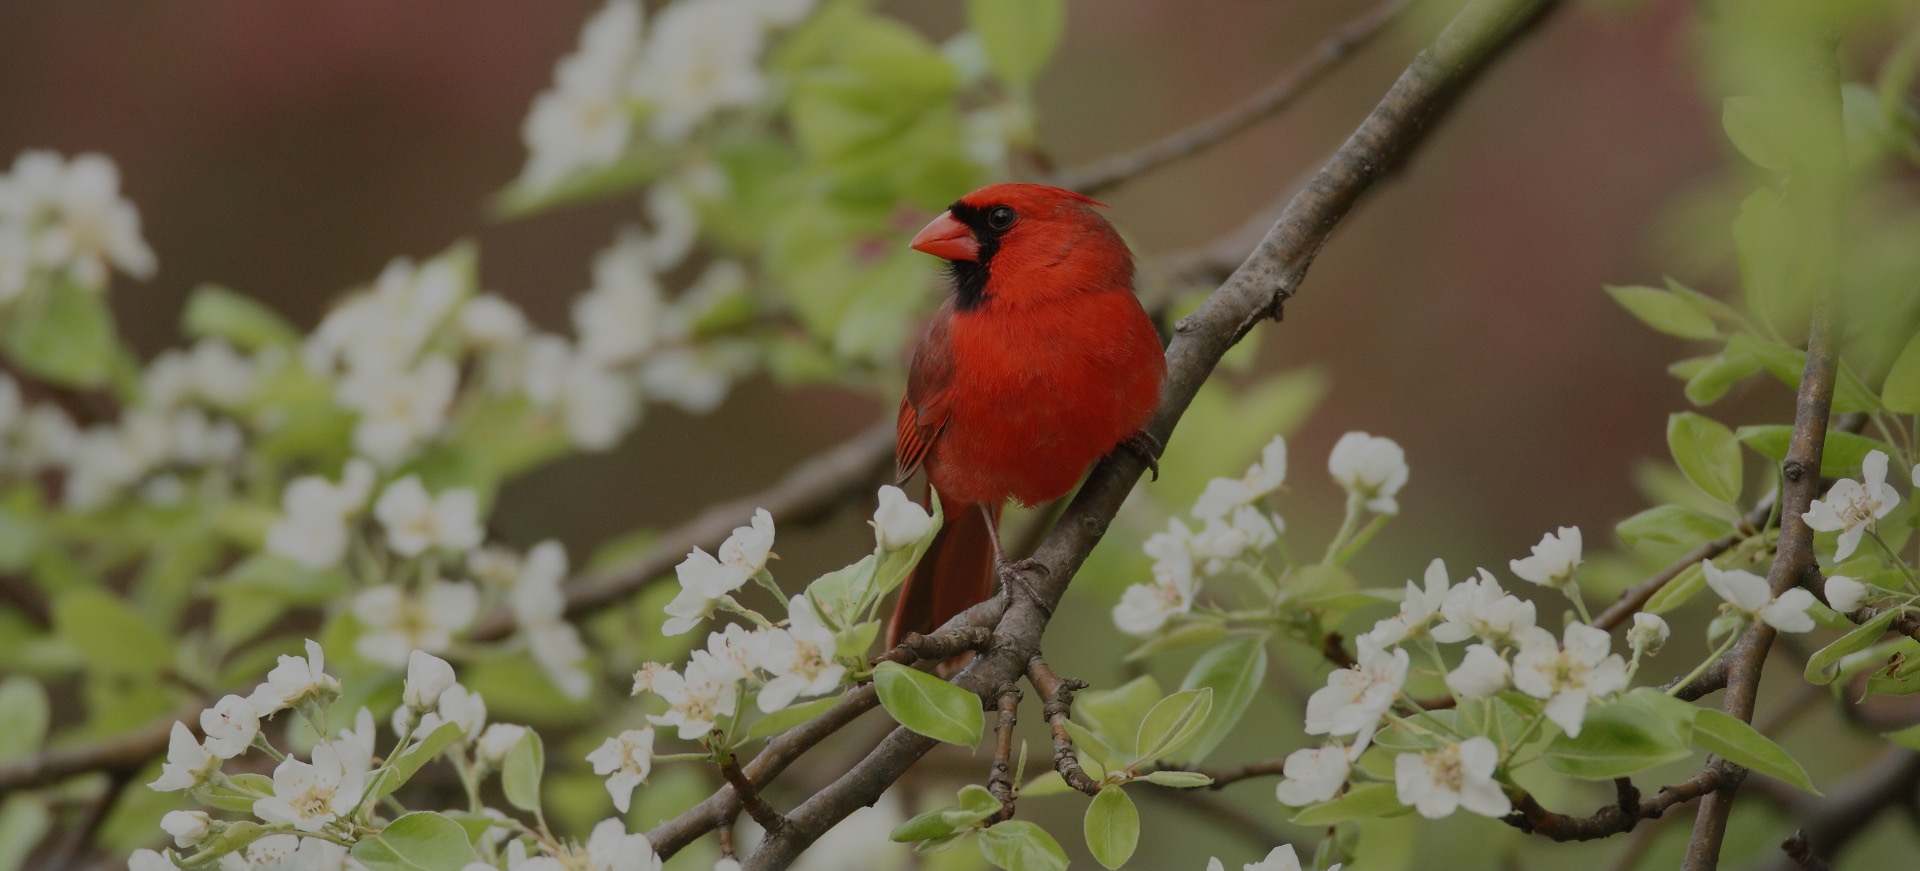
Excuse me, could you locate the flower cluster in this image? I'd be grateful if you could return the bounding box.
[135,645,650,871]
[0,150,154,304]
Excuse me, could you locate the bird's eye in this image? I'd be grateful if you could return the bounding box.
[986,206,1017,231]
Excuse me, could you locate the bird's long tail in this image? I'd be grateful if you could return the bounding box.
[886,491,998,648]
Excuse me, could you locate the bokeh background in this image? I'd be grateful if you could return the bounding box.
[5,0,1895,869]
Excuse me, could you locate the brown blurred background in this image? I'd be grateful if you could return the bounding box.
[3,0,1825,866]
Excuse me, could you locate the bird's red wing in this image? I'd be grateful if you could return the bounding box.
[896,305,957,482]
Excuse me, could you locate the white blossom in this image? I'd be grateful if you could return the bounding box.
[641,184,699,270]
[1394,737,1511,819]
[643,651,743,740]
[1188,506,1279,567]
[1192,436,1288,519]
[215,834,351,871]
[582,818,662,871]
[338,357,459,467]
[1804,450,1900,560]
[478,723,530,767]
[374,476,484,557]
[253,741,368,832]
[1327,431,1408,514]
[587,727,655,813]
[200,694,260,759]
[1431,568,1535,645]
[519,0,645,189]
[160,810,212,848]
[758,597,847,711]
[1273,745,1349,807]
[575,229,666,367]
[1510,526,1583,590]
[1445,644,1510,699]
[633,0,769,143]
[246,639,341,717]
[1701,560,1817,633]
[1825,575,1869,613]
[1204,844,1335,871]
[148,722,218,792]
[265,460,375,571]
[1364,557,1452,648]
[437,685,489,739]
[663,510,771,636]
[1112,560,1197,636]
[1304,641,1409,753]
[509,541,594,699]
[1628,613,1670,657]
[352,582,480,665]
[871,485,934,550]
[404,650,458,711]
[639,343,748,414]
[462,293,530,347]
[0,151,155,287]
[1511,624,1627,736]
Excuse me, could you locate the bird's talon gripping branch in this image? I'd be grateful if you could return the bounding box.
[1119,430,1163,481]
[997,558,1054,620]
[1026,656,1101,796]
[987,682,1023,823]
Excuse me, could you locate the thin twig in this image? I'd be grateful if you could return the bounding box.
[1505,762,1739,841]
[871,626,996,668]
[0,709,199,797]
[1027,657,1102,797]
[472,420,895,641]
[720,752,789,835]
[1052,0,1413,196]
[986,683,1022,822]
[1684,304,1838,870]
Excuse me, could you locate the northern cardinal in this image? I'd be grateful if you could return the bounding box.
[887,183,1166,646]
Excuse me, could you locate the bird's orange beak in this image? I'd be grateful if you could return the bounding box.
[909,211,980,262]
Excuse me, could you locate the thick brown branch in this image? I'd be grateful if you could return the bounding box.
[1027,657,1102,797]
[1684,305,1838,870]
[1052,0,1412,195]
[987,683,1022,822]
[737,1,1563,864]
[473,420,894,641]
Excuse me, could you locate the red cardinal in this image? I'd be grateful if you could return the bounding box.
[887,183,1166,646]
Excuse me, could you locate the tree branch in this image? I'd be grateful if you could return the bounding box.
[1683,305,1838,870]
[720,752,790,836]
[986,682,1022,822]
[472,419,894,641]
[737,1,1562,866]
[1028,656,1102,797]
[1051,0,1413,196]
[0,709,198,797]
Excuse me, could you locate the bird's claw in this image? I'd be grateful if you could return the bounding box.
[1120,431,1163,481]
[996,557,1054,619]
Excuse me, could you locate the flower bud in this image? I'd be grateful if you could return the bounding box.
[478,723,529,767]
[1824,575,1868,614]
[404,650,457,711]
[1628,613,1670,657]
[160,810,211,847]
[870,485,934,551]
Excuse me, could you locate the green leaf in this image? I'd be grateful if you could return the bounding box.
[181,284,301,350]
[1734,425,1898,478]
[53,590,174,678]
[891,785,1002,842]
[747,694,842,740]
[1289,782,1411,825]
[1885,722,1920,752]
[1615,687,1699,744]
[806,554,878,632]
[1643,562,1708,615]
[0,796,52,871]
[967,0,1066,87]
[1073,675,1161,752]
[1175,636,1266,762]
[351,812,475,871]
[1881,329,1920,413]
[1692,709,1815,793]
[865,495,944,616]
[1123,620,1227,662]
[1062,720,1120,778]
[1545,702,1692,780]
[1678,345,1764,406]
[1667,412,1742,504]
[1806,608,1899,685]
[1,284,120,388]
[0,679,49,761]
[370,722,464,800]
[1083,786,1139,870]
[1137,770,1213,788]
[1606,285,1719,340]
[873,662,984,746]
[1723,96,1790,171]
[502,730,544,814]
[1132,688,1213,764]
[977,820,1068,871]
[1615,504,1731,552]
